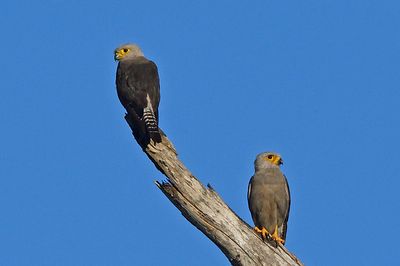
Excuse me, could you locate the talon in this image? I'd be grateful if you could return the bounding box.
[271,225,285,245]
[254,226,270,240]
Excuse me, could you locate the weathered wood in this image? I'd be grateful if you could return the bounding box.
[125,115,303,266]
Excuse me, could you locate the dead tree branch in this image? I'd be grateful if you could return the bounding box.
[125,115,304,266]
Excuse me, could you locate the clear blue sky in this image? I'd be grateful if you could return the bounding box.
[1,0,399,265]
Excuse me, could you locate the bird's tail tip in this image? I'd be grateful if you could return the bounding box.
[149,130,162,143]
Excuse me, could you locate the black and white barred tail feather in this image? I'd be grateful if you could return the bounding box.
[143,107,161,142]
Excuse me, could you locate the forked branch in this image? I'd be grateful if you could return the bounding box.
[125,115,303,266]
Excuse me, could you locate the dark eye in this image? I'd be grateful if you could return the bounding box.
[267,155,273,159]
[123,48,128,53]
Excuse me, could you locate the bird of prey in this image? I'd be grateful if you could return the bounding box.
[247,152,290,246]
[114,43,162,143]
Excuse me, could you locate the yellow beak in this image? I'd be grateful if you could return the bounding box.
[114,50,123,61]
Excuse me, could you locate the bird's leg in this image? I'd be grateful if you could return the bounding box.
[254,226,270,240]
[271,225,285,245]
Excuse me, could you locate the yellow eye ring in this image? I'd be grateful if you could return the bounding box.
[267,155,273,160]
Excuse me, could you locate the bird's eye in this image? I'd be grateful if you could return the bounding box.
[123,48,128,53]
[267,155,273,160]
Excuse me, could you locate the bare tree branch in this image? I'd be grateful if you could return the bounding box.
[125,115,304,266]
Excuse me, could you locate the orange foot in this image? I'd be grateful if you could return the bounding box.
[270,224,285,245]
[254,226,270,240]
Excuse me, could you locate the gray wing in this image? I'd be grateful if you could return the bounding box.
[116,58,160,121]
[247,176,254,218]
[116,58,161,142]
[280,174,291,242]
[248,169,290,242]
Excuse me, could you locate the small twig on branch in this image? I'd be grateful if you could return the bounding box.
[125,115,304,266]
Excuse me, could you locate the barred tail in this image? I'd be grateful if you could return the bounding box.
[143,107,161,142]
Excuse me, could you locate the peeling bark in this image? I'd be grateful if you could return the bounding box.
[125,115,304,266]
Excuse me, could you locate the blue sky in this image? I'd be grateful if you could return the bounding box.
[1,0,399,265]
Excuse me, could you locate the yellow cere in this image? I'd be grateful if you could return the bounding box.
[114,48,131,61]
[264,154,282,165]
